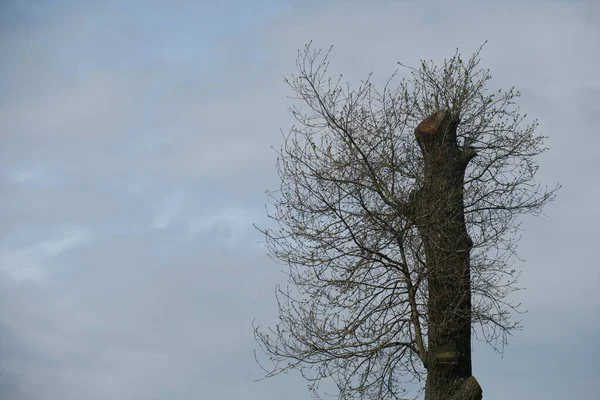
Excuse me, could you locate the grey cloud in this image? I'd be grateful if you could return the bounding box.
[1,226,277,399]
[0,0,598,399]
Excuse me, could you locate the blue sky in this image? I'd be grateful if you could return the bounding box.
[1,0,599,399]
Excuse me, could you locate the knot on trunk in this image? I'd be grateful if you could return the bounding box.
[448,376,483,400]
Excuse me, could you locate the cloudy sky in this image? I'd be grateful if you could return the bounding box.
[1,0,599,399]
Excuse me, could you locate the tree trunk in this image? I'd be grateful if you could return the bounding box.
[413,110,482,400]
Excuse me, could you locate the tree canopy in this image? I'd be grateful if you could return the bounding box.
[254,42,559,400]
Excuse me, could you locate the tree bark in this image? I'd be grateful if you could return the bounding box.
[412,110,482,400]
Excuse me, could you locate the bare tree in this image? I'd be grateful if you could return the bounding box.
[253,42,559,400]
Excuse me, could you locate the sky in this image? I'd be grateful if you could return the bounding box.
[0,0,599,399]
